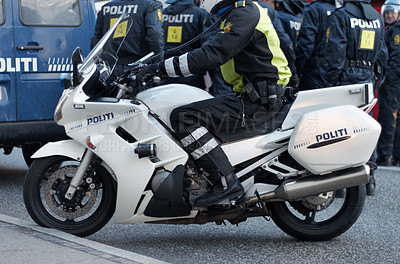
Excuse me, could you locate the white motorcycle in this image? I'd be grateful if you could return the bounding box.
[23,15,381,240]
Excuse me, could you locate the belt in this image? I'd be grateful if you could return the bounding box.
[243,79,283,110]
[346,59,374,70]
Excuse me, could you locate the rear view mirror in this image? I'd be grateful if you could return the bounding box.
[72,47,83,86]
[72,47,83,65]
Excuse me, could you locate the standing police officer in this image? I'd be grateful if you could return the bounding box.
[295,0,337,90]
[376,0,400,167]
[162,0,214,88]
[324,0,387,196]
[325,0,386,87]
[91,0,164,77]
[274,0,304,47]
[136,0,291,206]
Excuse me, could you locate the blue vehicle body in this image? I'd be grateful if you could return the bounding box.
[0,0,96,160]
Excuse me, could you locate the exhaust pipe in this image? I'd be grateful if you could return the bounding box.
[246,165,370,205]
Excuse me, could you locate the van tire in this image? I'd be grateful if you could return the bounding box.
[22,144,42,167]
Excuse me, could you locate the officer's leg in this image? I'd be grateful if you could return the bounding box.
[391,109,400,166]
[170,95,244,206]
[376,81,397,165]
[366,108,378,196]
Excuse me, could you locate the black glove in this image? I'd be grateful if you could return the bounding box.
[136,63,165,87]
[326,76,340,87]
[288,73,300,88]
[379,79,389,97]
[326,80,340,87]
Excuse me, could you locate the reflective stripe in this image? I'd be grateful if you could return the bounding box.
[221,176,228,190]
[181,126,208,147]
[165,57,179,77]
[254,2,291,87]
[191,138,219,160]
[179,53,192,77]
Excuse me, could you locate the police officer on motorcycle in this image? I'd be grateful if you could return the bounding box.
[136,0,291,206]
[91,0,164,77]
[295,0,337,90]
[324,0,387,195]
[376,0,400,167]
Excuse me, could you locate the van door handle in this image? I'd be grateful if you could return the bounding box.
[17,46,44,51]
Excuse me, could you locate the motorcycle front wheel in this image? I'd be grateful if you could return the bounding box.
[23,155,116,237]
[268,185,366,241]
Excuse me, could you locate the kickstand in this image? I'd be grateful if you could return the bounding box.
[255,190,271,221]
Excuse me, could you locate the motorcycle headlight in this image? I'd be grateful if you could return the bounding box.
[54,89,73,123]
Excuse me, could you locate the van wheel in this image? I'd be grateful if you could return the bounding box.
[22,144,42,167]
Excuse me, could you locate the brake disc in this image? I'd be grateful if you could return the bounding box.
[290,191,335,215]
[44,166,97,219]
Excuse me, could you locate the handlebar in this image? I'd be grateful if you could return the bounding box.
[105,52,158,99]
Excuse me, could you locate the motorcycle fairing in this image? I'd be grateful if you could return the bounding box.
[143,165,191,217]
[136,84,213,128]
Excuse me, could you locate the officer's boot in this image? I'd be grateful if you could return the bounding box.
[194,172,244,207]
[366,169,376,196]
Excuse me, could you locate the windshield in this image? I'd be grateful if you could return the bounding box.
[79,13,130,74]
[20,0,82,26]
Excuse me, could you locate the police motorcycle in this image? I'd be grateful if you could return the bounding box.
[23,14,381,240]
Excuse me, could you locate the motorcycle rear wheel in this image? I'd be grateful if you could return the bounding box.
[268,185,366,241]
[23,155,116,237]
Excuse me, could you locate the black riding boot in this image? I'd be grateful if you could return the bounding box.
[366,162,376,196]
[194,172,244,206]
[366,172,376,196]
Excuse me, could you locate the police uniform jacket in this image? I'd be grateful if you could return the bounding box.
[255,0,296,77]
[384,21,400,82]
[295,0,336,75]
[325,3,386,85]
[91,0,164,64]
[162,2,213,57]
[161,0,291,92]
[277,7,303,47]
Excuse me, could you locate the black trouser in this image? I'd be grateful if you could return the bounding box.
[377,79,400,161]
[170,93,282,184]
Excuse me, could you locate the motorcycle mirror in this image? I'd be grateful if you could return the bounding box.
[72,47,83,65]
[72,47,83,86]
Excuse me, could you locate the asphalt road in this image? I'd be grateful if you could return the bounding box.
[1,148,399,264]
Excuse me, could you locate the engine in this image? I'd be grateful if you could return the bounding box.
[150,165,209,204]
[183,165,209,204]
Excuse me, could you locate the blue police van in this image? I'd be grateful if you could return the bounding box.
[0,0,96,165]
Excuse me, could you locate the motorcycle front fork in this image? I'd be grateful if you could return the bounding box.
[64,149,94,200]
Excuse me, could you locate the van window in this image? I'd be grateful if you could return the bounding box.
[20,0,82,26]
[0,0,4,25]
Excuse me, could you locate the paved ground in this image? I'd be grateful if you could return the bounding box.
[1,149,399,263]
[0,214,168,264]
